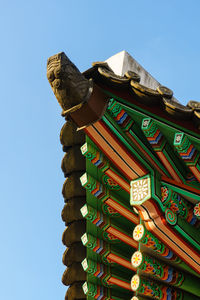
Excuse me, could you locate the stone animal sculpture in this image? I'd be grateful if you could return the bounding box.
[47,52,92,114]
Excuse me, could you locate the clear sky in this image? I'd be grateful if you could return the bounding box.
[1,1,200,299]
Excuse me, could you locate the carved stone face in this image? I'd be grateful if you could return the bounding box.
[47,52,89,111]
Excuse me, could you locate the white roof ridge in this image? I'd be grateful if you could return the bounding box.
[105,50,160,90]
[105,50,178,102]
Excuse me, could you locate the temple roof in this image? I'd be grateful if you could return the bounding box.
[47,51,200,299]
[83,51,200,132]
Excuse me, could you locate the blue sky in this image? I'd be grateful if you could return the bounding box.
[1,1,200,299]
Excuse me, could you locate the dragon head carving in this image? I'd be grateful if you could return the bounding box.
[47,52,91,113]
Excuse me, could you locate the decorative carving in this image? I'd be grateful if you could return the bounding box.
[132,224,179,262]
[103,231,119,243]
[82,282,104,298]
[131,251,143,268]
[81,258,100,275]
[142,118,166,151]
[142,118,187,182]
[162,186,187,217]
[161,185,197,225]
[133,224,145,241]
[80,204,121,244]
[47,52,92,114]
[82,259,115,288]
[174,133,197,163]
[174,132,200,182]
[102,204,120,217]
[133,224,164,254]
[165,208,177,225]
[102,175,121,191]
[80,173,107,200]
[82,281,130,299]
[131,251,184,286]
[131,274,140,291]
[81,143,110,173]
[107,98,134,131]
[130,176,151,205]
[131,275,183,299]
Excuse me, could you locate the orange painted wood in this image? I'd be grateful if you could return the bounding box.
[106,198,139,225]
[108,277,132,291]
[107,253,136,271]
[107,227,138,249]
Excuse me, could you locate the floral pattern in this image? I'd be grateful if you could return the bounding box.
[131,274,140,291]
[194,203,200,219]
[133,224,144,241]
[131,251,143,268]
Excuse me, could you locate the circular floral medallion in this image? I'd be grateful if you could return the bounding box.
[131,274,140,291]
[133,224,145,241]
[131,251,143,268]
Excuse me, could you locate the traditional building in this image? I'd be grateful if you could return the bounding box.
[47,51,200,300]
